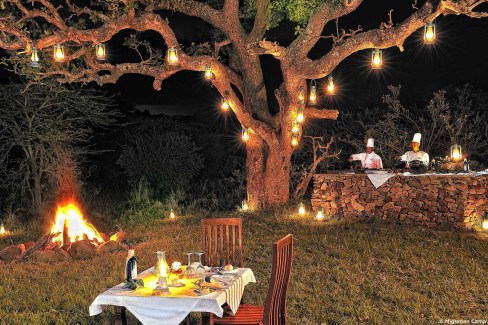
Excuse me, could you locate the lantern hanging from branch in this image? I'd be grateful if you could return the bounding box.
[241,200,249,212]
[30,47,39,67]
[316,207,325,220]
[53,44,65,62]
[424,22,436,44]
[95,43,106,60]
[291,134,299,147]
[298,86,305,103]
[241,127,250,142]
[483,212,488,230]
[221,97,230,111]
[371,48,382,69]
[309,80,317,104]
[291,121,300,134]
[326,75,335,95]
[450,144,462,161]
[204,65,213,80]
[298,202,306,215]
[167,47,178,64]
[296,107,304,123]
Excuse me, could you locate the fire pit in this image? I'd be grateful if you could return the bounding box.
[0,202,125,262]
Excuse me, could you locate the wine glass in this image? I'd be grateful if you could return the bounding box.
[195,252,205,266]
[185,252,193,267]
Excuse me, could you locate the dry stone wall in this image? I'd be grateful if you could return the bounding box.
[312,174,487,229]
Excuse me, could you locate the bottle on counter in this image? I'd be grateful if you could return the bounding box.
[126,244,138,282]
[463,158,470,172]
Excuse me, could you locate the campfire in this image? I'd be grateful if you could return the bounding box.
[50,203,105,247]
[0,202,125,262]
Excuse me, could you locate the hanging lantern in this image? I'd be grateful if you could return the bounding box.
[169,209,176,220]
[30,47,39,67]
[221,97,230,111]
[291,134,299,147]
[291,121,300,134]
[298,202,306,215]
[0,223,5,235]
[241,128,250,142]
[424,22,436,44]
[95,43,106,60]
[298,86,305,103]
[326,75,335,95]
[241,200,249,212]
[483,212,488,230]
[296,107,304,123]
[450,144,462,161]
[53,44,65,62]
[309,80,317,104]
[167,46,178,64]
[316,207,325,220]
[204,65,213,80]
[371,48,382,69]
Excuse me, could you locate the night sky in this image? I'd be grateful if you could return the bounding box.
[1,0,487,113]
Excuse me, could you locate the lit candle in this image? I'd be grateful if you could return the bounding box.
[170,209,176,220]
[326,76,335,95]
[316,207,325,220]
[298,202,306,215]
[241,199,249,211]
[0,223,5,235]
[424,22,436,44]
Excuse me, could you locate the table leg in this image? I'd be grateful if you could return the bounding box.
[114,306,128,325]
[201,312,210,325]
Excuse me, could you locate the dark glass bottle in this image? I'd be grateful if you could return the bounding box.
[463,159,469,172]
[126,245,138,282]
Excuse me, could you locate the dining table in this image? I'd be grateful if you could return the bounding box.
[89,265,256,325]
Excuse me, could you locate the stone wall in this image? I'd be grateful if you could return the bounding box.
[312,174,487,229]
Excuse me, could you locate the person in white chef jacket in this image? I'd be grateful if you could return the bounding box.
[348,138,383,169]
[396,133,429,166]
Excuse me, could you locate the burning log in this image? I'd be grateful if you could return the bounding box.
[23,232,57,259]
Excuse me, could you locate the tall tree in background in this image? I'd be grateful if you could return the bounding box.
[0,82,116,215]
[0,0,486,209]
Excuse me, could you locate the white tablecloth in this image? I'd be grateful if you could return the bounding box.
[89,266,256,325]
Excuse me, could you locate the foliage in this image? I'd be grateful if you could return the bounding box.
[334,85,488,167]
[117,123,204,198]
[1,210,488,324]
[0,81,117,215]
[123,278,144,290]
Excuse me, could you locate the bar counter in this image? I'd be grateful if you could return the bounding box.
[311,172,487,229]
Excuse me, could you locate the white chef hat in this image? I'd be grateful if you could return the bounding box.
[366,138,374,147]
[412,133,421,144]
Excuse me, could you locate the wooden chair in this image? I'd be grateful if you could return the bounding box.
[212,234,294,325]
[201,218,244,267]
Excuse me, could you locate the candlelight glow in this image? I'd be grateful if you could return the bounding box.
[326,76,335,95]
[241,199,249,211]
[204,65,212,79]
[291,134,299,147]
[298,202,306,215]
[309,80,317,104]
[167,47,178,64]
[170,209,176,220]
[221,97,230,111]
[31,47,39,67]
[0,223,5,235]
[171,261,181,271]
[450,144,462,161]
[483,219,488,230]
[298,86,305,103]
[241,128,250,142]
[95,43,106,60]
[291,121,300,134]
[424,22,436,44]
[371,48,382,69]
[316,207,325,220]
[53,44,65,62]
[50,203,104,246]
[296,107,304,123]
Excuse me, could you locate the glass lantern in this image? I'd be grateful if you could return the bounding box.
[309,80,317,104]
[424,22,436,44]
[296,107,304,123]
[53,44,65,62]
[167,46,178,64]
[241,199,249,212]
[298,202,306,215]
[291,134,299,147]
[221,97,230,111]
[241,128,250,142]
[326,75,335,95]
[450,144,462,162]
[291,121,300,134]
[31,47,39,67]
[298,86,305,104]
[482,212,488,230]
[95,43,106,60]
[316,207,325,220]
[371,48,382,69]
[204,65,212,80]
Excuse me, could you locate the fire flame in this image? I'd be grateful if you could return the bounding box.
[50,203,104,246]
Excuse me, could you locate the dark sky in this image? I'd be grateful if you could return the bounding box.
[1,0,487,112]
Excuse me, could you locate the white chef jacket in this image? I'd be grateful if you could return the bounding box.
[400,151,429,165]
[350,152,383,169]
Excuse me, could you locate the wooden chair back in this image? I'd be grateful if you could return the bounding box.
[201,218,243,267]
[263,234,294,325]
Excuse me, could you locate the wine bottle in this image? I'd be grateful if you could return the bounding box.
[126,245,138,282]
[463,159,469,172]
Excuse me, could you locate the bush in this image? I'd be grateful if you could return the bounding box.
[118,124,204,197]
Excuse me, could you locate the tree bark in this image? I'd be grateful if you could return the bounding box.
[246,137,291,209]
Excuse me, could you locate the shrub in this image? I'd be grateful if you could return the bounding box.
[118,124,204,197]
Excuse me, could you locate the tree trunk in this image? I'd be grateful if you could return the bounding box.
[33,174,42,215]
[246,138,291,210]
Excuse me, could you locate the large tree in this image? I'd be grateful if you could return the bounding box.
[0,0,486,209]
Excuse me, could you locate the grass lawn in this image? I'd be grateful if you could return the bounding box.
[1,209,487,324]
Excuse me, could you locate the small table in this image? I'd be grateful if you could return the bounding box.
[89,266,256,325]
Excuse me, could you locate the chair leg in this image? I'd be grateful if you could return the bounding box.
[114,306,127,325]
[185,314,191,325]
[201,312,211,325]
